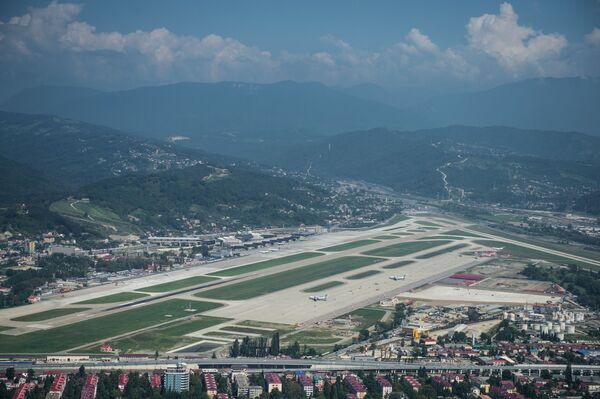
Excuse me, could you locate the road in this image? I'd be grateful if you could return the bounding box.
[3,358,599,375]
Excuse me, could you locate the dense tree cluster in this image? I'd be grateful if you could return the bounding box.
[522,264,600,310]
[0,254,152,308]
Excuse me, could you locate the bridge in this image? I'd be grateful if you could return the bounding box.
[3,358,599,375]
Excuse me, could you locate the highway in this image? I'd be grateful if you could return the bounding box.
[2,358,599,375]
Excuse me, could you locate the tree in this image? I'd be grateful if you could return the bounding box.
[26,368,35,383]
[271,332,280,356]
[78,365,86,378]
[358,329,370,342]
[5,368,14,381]
[565,362,573,386]
[230,339,240,358]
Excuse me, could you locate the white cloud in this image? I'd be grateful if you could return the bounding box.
[406,28,439,54]
[0,2,278,84]
[0,1,597,94]
[585,28,600,46]
[467,3,567,72]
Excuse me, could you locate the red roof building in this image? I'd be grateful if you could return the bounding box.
[216,394,229,399]
[80,374,97,399]
[298,374,314,397]
[344,375,367,399]
[265,373,282,394]
[450,273,484,281]
[11,384,28,399]
[402,375,421,392]
[49,373,67,394]
[100,343,113,353]
[118,373,128,391]
[203,373,217,398]
[376,375,392,397]
[149,373,161,389]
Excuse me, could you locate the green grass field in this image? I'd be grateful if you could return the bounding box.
[362,240,452,257]
[208,252,323,277]
[319,240,380,252]
[75,292,149,304]
[342,308,386,331]
[0,299,222,353]
[11,307,91,322]
[383,214,410,225]
[303,281,345,292]
[283,329,341,345]
[91,316,229,353]
[345,270,381,280]
[473,239,598,269]
[204,331,245,339]
[415,243,469,259]
[382,260,416,269]
[49,199,136,234]
[373,235,399,240]
[0,326,13,332]
[138,276,219,293]
[441,229,484,237]
[196,256,384,300]
[417,235,461,240]
[237,320,294,333]
[470,225,600,263]
[414,221,443,227]
[222,326,271,335]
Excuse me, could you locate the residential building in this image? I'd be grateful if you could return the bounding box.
[203,373,217,398]
[164,364,189,392]
[298,374,314,397]
[265,373,282,393]
[376,375,392,397]
[344,375,367,399]
[247,386,263,398]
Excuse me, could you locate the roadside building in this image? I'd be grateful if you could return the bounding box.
[344,375,367,399]
[376,375,392,397]
[164,364,189,392]
[45,373,67,399]
[149,373,161,389]
[265,373,282,393]
[402,375,421,392]
[298,374,314,397]
[80,374,97,399]
[247,386,263,398]
[118,374,128,391]
[203,373,217,398]
[233,373,249,396]
[216,394,229,399]
[12,384,28,399]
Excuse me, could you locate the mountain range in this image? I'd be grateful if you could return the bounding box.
[3,77,599,143]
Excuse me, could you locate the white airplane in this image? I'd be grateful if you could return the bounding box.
[389,275,406,281]
[309,294,328,301]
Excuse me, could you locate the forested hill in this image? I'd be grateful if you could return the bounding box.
[0,111,215,186]
[77,164,333,230]
[0,111,343,235]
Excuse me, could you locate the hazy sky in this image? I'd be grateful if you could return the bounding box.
[0,0,599,97]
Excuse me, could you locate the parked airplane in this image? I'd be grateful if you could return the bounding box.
[389,275,406,281]
[309,294,328,301]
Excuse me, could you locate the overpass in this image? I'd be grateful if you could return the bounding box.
[3,358,599,376]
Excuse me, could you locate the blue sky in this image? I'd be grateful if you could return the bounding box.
[0,1,599,97]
